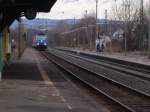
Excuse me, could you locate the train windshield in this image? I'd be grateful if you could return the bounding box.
[36,35,47,40]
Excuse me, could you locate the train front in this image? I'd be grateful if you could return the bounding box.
[36,34,48,50]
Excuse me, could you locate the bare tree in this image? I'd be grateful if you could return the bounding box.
[112,0,140,22]
[77,12,96,49]
[52,12,96,49]
[112,0,141,51]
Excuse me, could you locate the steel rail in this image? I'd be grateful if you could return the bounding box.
[55,49,150,81]
[57,48,150,74]
[40,51,135,112]
[41,51,150,112]
[50,49,150,97]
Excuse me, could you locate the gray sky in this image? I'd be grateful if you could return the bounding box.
[37,0,113,19]
[37,0,149,19]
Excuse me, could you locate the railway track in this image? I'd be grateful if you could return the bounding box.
[50,49,150,96]
[57,48,150,77]
[41,50,150,112]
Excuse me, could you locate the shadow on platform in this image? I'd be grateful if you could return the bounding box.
[2,62,42,81]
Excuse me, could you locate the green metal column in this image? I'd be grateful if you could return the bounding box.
[3,27,11,63]
[0,33,4,80]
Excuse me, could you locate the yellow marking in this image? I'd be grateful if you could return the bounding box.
[67,105,73,110]
[60,96,66,102]
[45,81,53,85]
[34,52,73,110]
[60,96,72,110]
[36,63,50,83]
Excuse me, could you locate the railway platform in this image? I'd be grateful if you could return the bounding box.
[56,47,150,66]
[0,48,107,112]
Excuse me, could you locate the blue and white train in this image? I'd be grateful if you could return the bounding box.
[32,33,48,50]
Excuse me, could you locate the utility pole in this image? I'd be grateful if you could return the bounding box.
[18,18,21,59]
[74,17,76,26]
[105,9,108,35]
[95,0,98,50]
[121,0,132,56]
[140,0,144,50]
[85,10,88,27]
[85,10,88,49]
[148,0,150,58]
[123,1,129,56]
[61,11,64,23]
[96,0,98,21]
[73,16,76,47]
[45,19,48,35]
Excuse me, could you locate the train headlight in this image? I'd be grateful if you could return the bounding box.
[44,43,47,46]
[37,43,39,45]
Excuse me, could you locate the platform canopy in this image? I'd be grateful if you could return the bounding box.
[0,0,57,31]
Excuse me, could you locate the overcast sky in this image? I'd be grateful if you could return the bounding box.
[36,0,149,20]
[36,0,113,19]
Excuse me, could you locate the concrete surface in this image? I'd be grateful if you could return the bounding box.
[0,48,108,112]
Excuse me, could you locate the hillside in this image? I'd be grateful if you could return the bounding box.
[10,18,115,30]
[10,19,80,30]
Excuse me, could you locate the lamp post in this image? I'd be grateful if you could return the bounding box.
[84,10,88,49]
[61,11,65,47]
[96,0,98,21]
[61,11,64,22]
[123,2,130,56]
[18,18,22,59]
[85,10,88,27]
[95,0,98,50]
[105,9,108,35]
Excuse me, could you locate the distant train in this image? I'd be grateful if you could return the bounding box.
[32,33,48,50]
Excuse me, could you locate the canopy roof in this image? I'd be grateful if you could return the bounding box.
[0,0,57,31]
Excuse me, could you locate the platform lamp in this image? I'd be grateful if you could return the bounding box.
[95,0,98,41]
